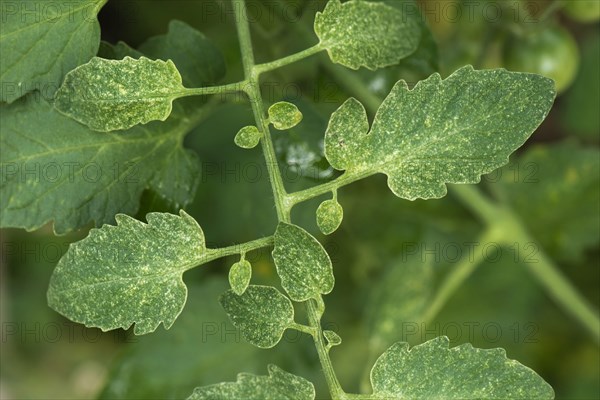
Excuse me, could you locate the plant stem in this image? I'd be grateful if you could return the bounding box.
[180,81,248,98]
[254,43,325,75]
[234,0,290,222]
[307,298,347,400]
[233,2,347,397]
[186,236,274,271]
[286,170,373,209]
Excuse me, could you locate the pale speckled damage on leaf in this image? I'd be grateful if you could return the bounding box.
[272,222,334,302]
[314,0,420,70]
[370,336,554,399]
[47,210,206,335]
[187,364,315,400]
[54,56,186,132]
[220,285,294,349]
[324,66,556,200]
[0,0,107,103]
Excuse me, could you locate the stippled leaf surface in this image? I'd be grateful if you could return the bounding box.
[272,223,334,302]
[187,364,315,400]
[316,198,343,235]
[325,66,556,200]
[235,126,261,149]
[0,0,106,103]
[47,211,206,335]
[220,286,294,348]
[314,0,420,70]
[495,142,600,262]
[54,56,186,132]
[269,102,303,130]
[370,337,554,399]
[229,259,252,295]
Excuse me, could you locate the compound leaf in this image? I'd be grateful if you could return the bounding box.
[314,0,420,70]
[220,286,294,348]
[47,211,206,335]
[272,222,334,302]
[370,337,554,399]
[325,66,556,200]
[187,364,315,400]
[0,0,107,103]
[54,56,186,132]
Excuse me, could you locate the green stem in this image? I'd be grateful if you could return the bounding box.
[286,170,373,209]
[307,298,347,400]
[254,43,325,75]
[234,0,290,222]
[233,2,347,397]
[185,236,274,271]
[180,81,248,98]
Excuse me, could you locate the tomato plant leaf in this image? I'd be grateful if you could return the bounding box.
[229,259,252,295]
[187,364,315,400]
[325,66,556,200]
[0,0,107,103]
[314,0,420,70]
[54,56,186,132]
[235,126,262,149]
[0,98,200,233]
[370,336,554,399]
[47,211,205,335]
[316,199,343,235]
[269,102,303,130]
[220,286,294,348]
[272,222,334,302]
[495,142,600,262]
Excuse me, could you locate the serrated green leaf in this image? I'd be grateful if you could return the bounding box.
[272,222,334,302]
[54,56,186,132]
[47,211,206,335]
[370,337,554,399]
[269,102,303,130]
[0,0,106,103]
[314,0,420,70]
[235,126,262,149]
[325,66,556,200]
[187,364,315,400]
[229,260,252,295]
[0,98,200,233]
[220,286,294,348]
[495,142,600,263]
[98,40,144,60]
[316,199,343,235]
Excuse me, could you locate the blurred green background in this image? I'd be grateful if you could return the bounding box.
[1,0,598,399]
